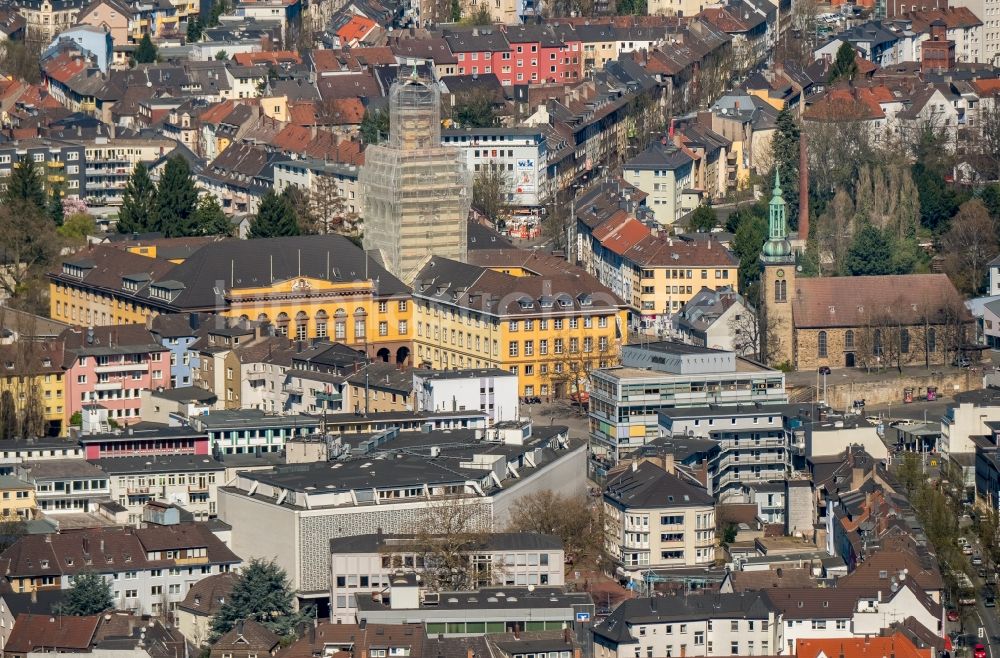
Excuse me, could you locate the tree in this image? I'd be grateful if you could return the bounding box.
[307,177,359,235]
[0,519,25,552]
[731,204,768,293]
[401,500,491,591]
[186,16,203,42]
[464,5,493,24]
[360,109,389,145]
[0,390,15,440]
[771,108,800,228]
[828,42,859,84]
[57,571,113,616]
[690,204,716,232]
[248,190,300,239]
[3,157,45,210]
[472,162,510,228]
[913,161,960,233]
[57,213,96,245]
[974,101,1000,183]
[507,490,606,567]
[118,163,157,234]
[0,40,41,84]
[193,194,231,236]
[941,199,998,295]
[47,182,64,226]
[0,202,60,310]
[452,89,497,128]
[154,156,199,237]
[616,0,646,14]
[845,223,894,276]
[981,184,1000,224]
[210,559,309,638]
[135,34,158,64]
[208,0,228,26]
[729,299,763,359]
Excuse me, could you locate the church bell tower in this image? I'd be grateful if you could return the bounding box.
[759,171,795,367]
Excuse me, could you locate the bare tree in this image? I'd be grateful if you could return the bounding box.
[728,301,762,359]
[507,489,606,568]
[403,499,491,591]
[308,177,360,236]
[0,203,62,313]
[974,99,1000,182]
[941,199,998,295]
[472,161,512,230]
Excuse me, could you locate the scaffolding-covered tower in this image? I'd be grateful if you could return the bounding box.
[360,73,472,283]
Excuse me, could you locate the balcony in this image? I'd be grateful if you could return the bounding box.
[95,362,148,374]
[94,381,123,391]
[127,486,150,495]
[174,555,209,566]
[188,484,209,493]
[316,391,342,403]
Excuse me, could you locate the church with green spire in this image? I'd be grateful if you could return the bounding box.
[754,170,969,371]
[759,171,796,366]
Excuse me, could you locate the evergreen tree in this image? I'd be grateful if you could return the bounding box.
[771,107,800,229]
[210,559,310,638]
[828,42,859,84]
[186,16,202,42]
[3,156,45,210]
[360,109,389,145]
[154,156,199,237]
[912,161,960,233]
[47,182,64,226]
[690,204,716,232]
[135,34,158,64]
[731,204,768,292]
[118,163,157,234]
[193,194,231,236]
[248,190,300,238]
[845,223,894,276]
[56,571,112,616]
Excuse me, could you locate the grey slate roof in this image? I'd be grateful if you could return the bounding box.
[604,461,713,509]
[592,593,772,644]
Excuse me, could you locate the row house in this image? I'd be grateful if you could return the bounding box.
[60,324,171,427]
[593,588,939,658]
[197,141,281,215]
[442,126,551,208]
[501,24,582,85]
[0,523,240,617]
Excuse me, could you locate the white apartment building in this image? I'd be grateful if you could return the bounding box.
[83,137,178,206]
[90,455,225,525]
[412,368,519,424]
[328,532,565,622]
[592,593,780,658]
[603,459,716,574]
[442,127,550,208]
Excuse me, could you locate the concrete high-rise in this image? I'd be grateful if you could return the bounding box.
[360,73,471,283]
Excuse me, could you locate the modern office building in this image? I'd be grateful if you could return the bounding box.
[412,368,520,424]
[328,532,565,622]
[588,342,786,459]
[217,423,584,609]
[360,74,472,283]
[656,405,791,501]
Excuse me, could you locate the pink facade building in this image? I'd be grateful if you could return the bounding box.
[62,325,172,426]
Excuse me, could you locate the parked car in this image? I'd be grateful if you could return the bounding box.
[964,545,975,555]
[975,644,988,658]
[973,555,984,566]
[818,366,831,375]
[947,609,961,622]
[985,592,996,607]
[979,568,988,578]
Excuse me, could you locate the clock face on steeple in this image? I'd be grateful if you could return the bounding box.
[776,269,785,278]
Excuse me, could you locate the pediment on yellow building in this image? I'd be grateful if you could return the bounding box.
[229,276,368,298]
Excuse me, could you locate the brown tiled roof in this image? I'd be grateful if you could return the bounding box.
[622,234,737,267]
[728,567,815,591]
[0,340,64,375]
[177,572,239,615]
[212,619,279,653]
[0,524,240,578]
[282,624,425,658]
[791,274,968,328]
[49,244,176,299]
[6,614,100,653]
[316,73,381,102]
[838,549,944,592]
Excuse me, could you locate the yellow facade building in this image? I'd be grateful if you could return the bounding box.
[49,235,415,365]
[412,256,629,399]
[0,341,66,437]
[0,476,37,521]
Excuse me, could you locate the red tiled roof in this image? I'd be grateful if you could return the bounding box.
[973,78,1000,96]
[43,52,87,85]
[791,274,969,328]
[312,47,395,74]
[592,214,650,256]
[6,614,100,654]
[232,50,301,66]
[622,234,737,267]
[336,14,378,44]
[797,634,932,658]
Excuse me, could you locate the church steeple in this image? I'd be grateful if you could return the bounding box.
[761,171,793,264]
